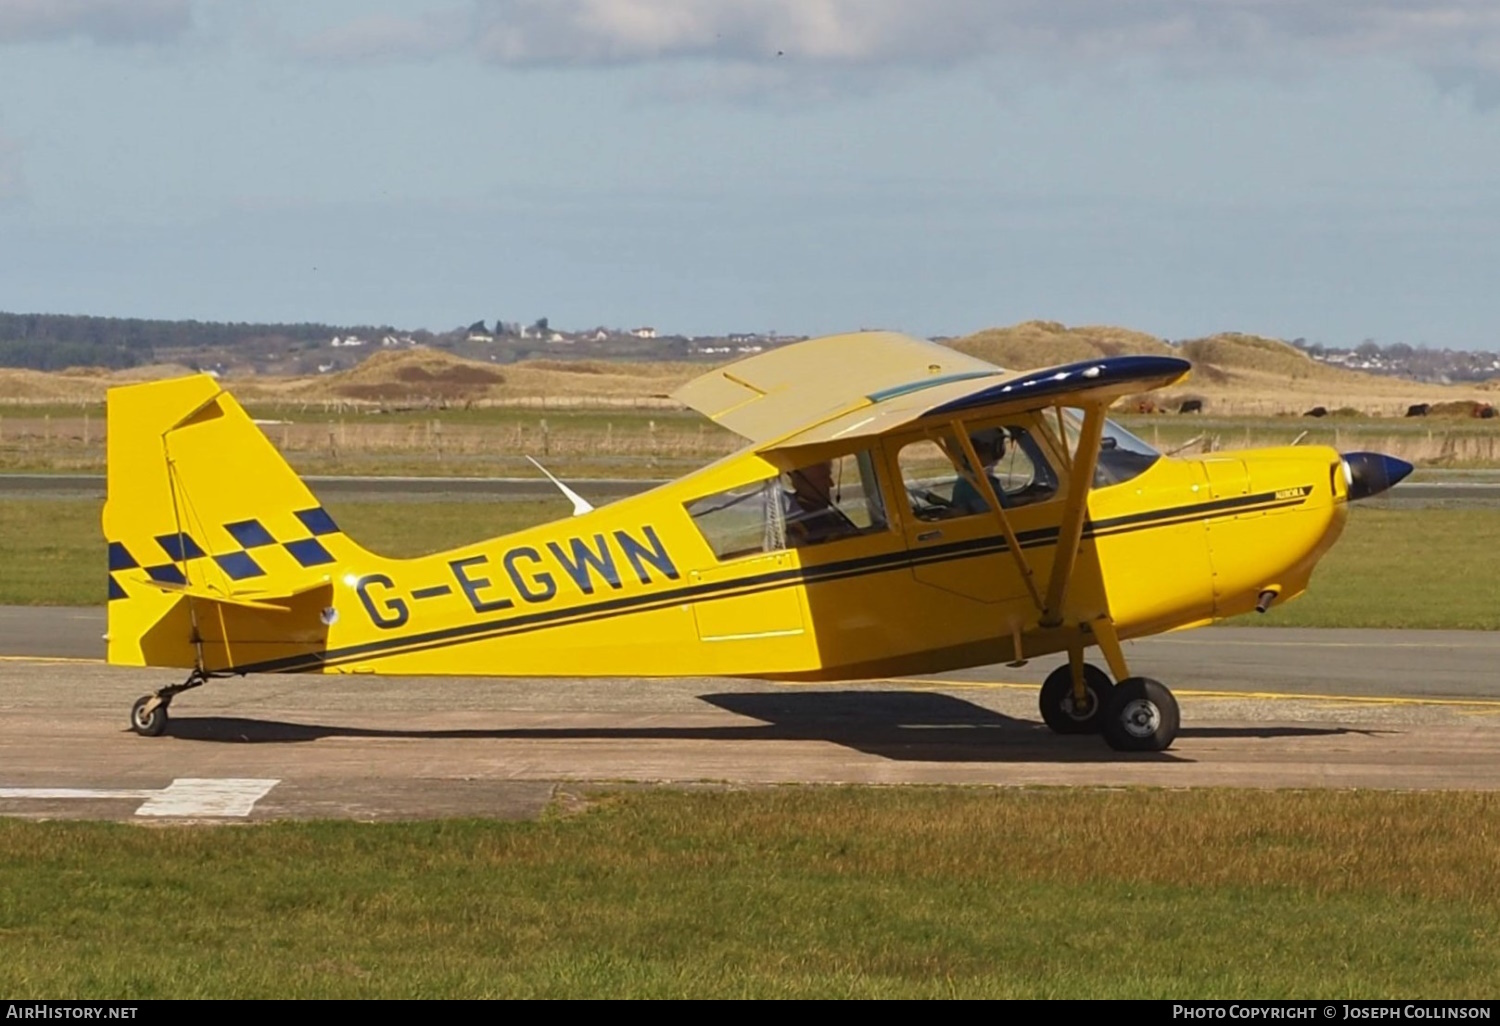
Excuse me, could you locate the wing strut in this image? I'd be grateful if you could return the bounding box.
[1040,403,1106,629]
[946,421,1043,612]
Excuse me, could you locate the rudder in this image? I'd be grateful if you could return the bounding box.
[104,376,358,669]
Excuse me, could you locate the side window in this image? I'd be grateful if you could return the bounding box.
[684,479,781,560]
[974,425,1058,508]
[779,450,888,549]
[898,425,1058,522]
[899,436,972,521]
[685,450,889,559]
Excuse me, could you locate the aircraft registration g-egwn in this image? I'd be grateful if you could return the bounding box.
[105,332,1412,751]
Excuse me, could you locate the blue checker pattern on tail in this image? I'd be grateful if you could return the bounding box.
[225,519,277,549]
[108,542,138,571]
[214,551,266,581]
[155,533,206,561]
[284,537,335,567]
[295,507,339,536]
[112,512,343,598]
[216,508,341,574]
[146,563,187,585]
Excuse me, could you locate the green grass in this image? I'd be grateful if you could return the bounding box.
[0,499,103,606]
[5,500,1497,628]
[1239,507,1500,629]
[2,788,1498,998]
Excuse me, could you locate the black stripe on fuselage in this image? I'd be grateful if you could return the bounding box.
[225,486,1312,675]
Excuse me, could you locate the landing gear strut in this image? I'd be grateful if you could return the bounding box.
[129,668,208,737]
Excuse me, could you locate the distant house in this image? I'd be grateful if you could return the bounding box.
[330,335,366,348]
[631,326,658,339]
[466,330,494,343]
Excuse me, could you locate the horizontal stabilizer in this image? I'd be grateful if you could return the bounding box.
[142,578,332,612]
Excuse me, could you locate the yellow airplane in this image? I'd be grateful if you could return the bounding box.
[104,332,1411,751]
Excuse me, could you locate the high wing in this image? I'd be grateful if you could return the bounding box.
[670,331,1003,445]
[672,331,1190,456]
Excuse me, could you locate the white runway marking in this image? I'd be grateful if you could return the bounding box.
[0,778,279,818]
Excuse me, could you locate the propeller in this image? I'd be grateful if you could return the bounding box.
[1341,452,1414,501]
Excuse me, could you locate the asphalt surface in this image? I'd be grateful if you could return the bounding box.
[2,606,1497,821]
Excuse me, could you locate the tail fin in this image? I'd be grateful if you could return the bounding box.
[104,376,356,671]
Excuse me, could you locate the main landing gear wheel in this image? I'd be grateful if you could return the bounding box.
[130,695,169,737]
[1101,677,1180,752]
[1039,663,1113,735]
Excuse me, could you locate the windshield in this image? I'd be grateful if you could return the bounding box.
[1056,408,1162,488]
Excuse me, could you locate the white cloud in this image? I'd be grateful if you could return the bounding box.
[0,0,192,45]
[276,1,1500,81]
[291,9,471,64]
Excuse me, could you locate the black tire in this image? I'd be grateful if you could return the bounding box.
[130,695,168,737]
[1101,677,1179,752]
[1039,663,1113,734]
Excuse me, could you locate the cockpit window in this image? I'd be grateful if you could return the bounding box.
[1057,408,1162,488]
[898,426,1058,521]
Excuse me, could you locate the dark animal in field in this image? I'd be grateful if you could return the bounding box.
[1406,403,1429,417]
[1304,406,1328,418]
[1177,399,1203,414]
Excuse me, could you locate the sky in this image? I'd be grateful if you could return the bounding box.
[1,1,1499,348]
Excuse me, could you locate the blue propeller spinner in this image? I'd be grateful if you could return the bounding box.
[1341,452,1414,501]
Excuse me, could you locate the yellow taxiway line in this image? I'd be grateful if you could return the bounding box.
[883,677,1500,710]
[0,655,105,665]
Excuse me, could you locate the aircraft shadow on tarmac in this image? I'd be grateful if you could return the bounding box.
[149,690,1364,763]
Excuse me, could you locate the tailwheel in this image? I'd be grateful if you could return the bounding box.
[128,668,208,738]
[1101,677,1180,752]
[130,695,169,737]
[1039,662,1112,735]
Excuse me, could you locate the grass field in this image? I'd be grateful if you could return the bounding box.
[2,498,1495,629]
[2,788,1498,998]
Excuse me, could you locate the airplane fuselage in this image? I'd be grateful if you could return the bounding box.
[105,379,1350,682]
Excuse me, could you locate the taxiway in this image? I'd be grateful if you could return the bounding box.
[1,606,1496,821]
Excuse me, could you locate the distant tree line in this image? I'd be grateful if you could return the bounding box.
[0,312,396,371]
